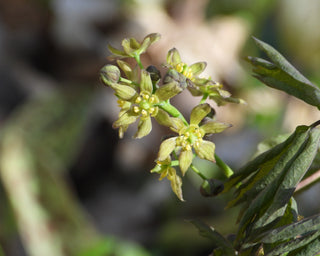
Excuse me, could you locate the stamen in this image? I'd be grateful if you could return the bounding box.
[141,109,148,117]
[149,107,155,114]
[185,144,191,151]
[176,63,184,73]
[143,94,150,100]
[196,132,202,138]
[133,106,140,113]
[135,97,142,104]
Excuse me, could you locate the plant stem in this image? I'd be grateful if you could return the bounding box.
[295,169,320,193]
[171,160,179,166]
[158,101,188,126]
[215,154,234,178]
[191,164,208,180]
[119,77,139,87]
[134,54,144,69]
[200,94,208,104]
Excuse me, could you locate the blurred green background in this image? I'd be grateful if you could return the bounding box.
[0,0,320,255]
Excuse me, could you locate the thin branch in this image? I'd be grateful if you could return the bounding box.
[295,169,320,193]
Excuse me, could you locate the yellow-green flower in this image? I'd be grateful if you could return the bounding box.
[150,157,183,201]
[157,103,231,175]
[166,48,207,83]
[108,33,161,59]
[188,79,246,106]
[101,66,183,139]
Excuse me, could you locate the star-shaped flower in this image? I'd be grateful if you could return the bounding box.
[108,33,161,59]
[166,48,245,106]
[100,65,183,138]
[151,157,183,201]
[188,79,246,106]
[157,103,231,175]
[166,48,207,84]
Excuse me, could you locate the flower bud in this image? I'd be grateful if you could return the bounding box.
[146,65,161,83]
[200,179,224,197]
[163,69,187,89]
[100,65,121,86]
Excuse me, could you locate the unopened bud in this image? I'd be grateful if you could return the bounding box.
[200,179,224,197]
[146,65,161,83]
[163,69,187,89]
[100,65,121,86]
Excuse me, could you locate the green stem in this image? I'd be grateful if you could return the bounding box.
[200,93,208,104]
[171,160,179,166]
[134,54,144,69]
[119,77,139,87]
[191,164,208,180]
[158,101,188,126]
[215,153,234,178]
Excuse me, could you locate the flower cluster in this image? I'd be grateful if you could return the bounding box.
[166,48,245,106]
[100,33,242,200]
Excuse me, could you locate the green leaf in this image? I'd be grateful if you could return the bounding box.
[247,37,320,108]
[189,220,235,256]
[257,214,320,245]
[265,230,320,256]
[289,237,320,256]
[224,126,309,204]
[225,124,320,249]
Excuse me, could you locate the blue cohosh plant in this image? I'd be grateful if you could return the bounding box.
[101,34,320,255]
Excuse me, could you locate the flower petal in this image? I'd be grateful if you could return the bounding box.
[140,70,153,93]
[118,125,129,139]
[150,163,163,174]
[167,167,184,201]
[154,109,176,128]
[157,137,177,161]
[190,103,211,125]
[117,60,133,79]
[179,149,193,176]
[200,121,231,135]
[155,81,183,101]
[139,33,161,55]
[134,117,152,139]
[167,48,181,66]
[113,83,138,101]
[170,118,186,133]
[113,111,137,129]
[107,44,127,58]
[189,62,207,76]
[194,140,215,162]
[122,37,140,55]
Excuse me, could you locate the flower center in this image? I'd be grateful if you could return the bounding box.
[132,91,159,119]
[175,63,193,80]
[176,125,204,151]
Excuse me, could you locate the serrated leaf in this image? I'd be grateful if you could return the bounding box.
[189,220,235,256]
[247,37,320,109]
